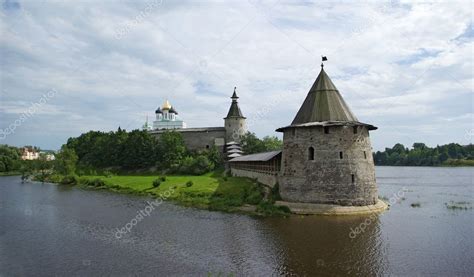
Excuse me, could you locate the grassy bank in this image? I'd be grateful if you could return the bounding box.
[39,172,289,216]
[0,171,22,176]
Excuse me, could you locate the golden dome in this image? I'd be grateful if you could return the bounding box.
[162,99,171,110]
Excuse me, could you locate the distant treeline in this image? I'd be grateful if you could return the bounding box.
[373,143,474,166]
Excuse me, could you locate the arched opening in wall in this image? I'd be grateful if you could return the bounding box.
[291,129,296,137]
[324,126,329,134]
[339,151,343,159]
[364,151,367,159]
[353,126,358,134]
[308,147,314,160]
[206,145,210,149]
[351,174,355,184]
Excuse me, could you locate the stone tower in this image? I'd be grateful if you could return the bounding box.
[224,87,247,143]
[276,65,378,206]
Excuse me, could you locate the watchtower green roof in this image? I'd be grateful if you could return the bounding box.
[225,87,245,119]
[291,67,358,124]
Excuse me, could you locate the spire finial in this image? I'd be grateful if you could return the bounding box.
[231,86,238,100]
[321,56,327,69]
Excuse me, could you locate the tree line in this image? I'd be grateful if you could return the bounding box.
[2,134,472,178]
[373,143,474,166]
[65,128,221,175]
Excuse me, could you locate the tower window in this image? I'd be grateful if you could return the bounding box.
[351,174,355,184]
[364,151,367,159]
[339,151,343,159]
[308,147,314,160]
[324,126,329,134]
[353,126,358,134]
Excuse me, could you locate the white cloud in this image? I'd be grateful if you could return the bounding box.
[0,0,472,150]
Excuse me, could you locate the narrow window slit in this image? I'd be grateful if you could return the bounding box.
[308,147,315,160]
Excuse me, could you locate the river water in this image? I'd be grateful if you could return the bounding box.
[0,167,473,276]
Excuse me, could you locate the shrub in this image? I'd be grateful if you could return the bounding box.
[152,179,161,188]
[60,175,78,185]
[160,176,167,182]
[245,187,263,205]
[186,180,193,187]
[411,202,421,208]
[256,201,290,216]
[80,178,106,188]
[270,183,282,201]
[179,155,214,175]
[223,176,228,181]
[103,170,113,178]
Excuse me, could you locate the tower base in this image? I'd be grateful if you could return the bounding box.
[275,199,388,216]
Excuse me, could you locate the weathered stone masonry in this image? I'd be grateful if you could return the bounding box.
[230,64,380,208]
[279,125,377,206]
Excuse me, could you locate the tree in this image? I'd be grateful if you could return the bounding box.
[262,136,283,151]
[33,153,53,180]
[0,144,22,172]
[156,131,186,170]
[241,132,282,154]
[54,146,78,175]
[373,143,474,166]
[121,130,157,169]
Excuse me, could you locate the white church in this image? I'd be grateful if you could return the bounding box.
[143,100,186,130]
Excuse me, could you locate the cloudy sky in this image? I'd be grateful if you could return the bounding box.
[0,0,472,151]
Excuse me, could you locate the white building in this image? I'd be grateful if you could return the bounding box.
[21,147,40,160]
[152,100,186,130]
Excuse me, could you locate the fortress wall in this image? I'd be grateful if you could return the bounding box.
[151,128,226,152]
[279,125,378,206]
[230,168,278,188]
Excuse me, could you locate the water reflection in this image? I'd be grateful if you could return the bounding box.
[263,215,386,276]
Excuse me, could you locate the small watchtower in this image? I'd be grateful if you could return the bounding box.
[276,62,378,206]
[224,87,247,143]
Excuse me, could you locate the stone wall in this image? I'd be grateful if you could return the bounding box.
[230,168,278,188]
[279,125,378,206]
[150,128,226,152]
[225,117,246,142]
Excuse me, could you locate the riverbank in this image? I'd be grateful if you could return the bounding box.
[0,171,21,176]
[34,173,290,216]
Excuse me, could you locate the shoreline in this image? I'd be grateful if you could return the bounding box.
[27,174,291,217]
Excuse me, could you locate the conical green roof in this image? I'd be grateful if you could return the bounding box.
[291,67,358,124]
[225,87,245,119]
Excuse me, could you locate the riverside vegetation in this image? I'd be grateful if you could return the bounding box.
[1,128,471,214]
[6,129,289,216]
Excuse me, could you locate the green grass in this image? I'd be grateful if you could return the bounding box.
[0,171,22,176]
[78,174,265,213]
